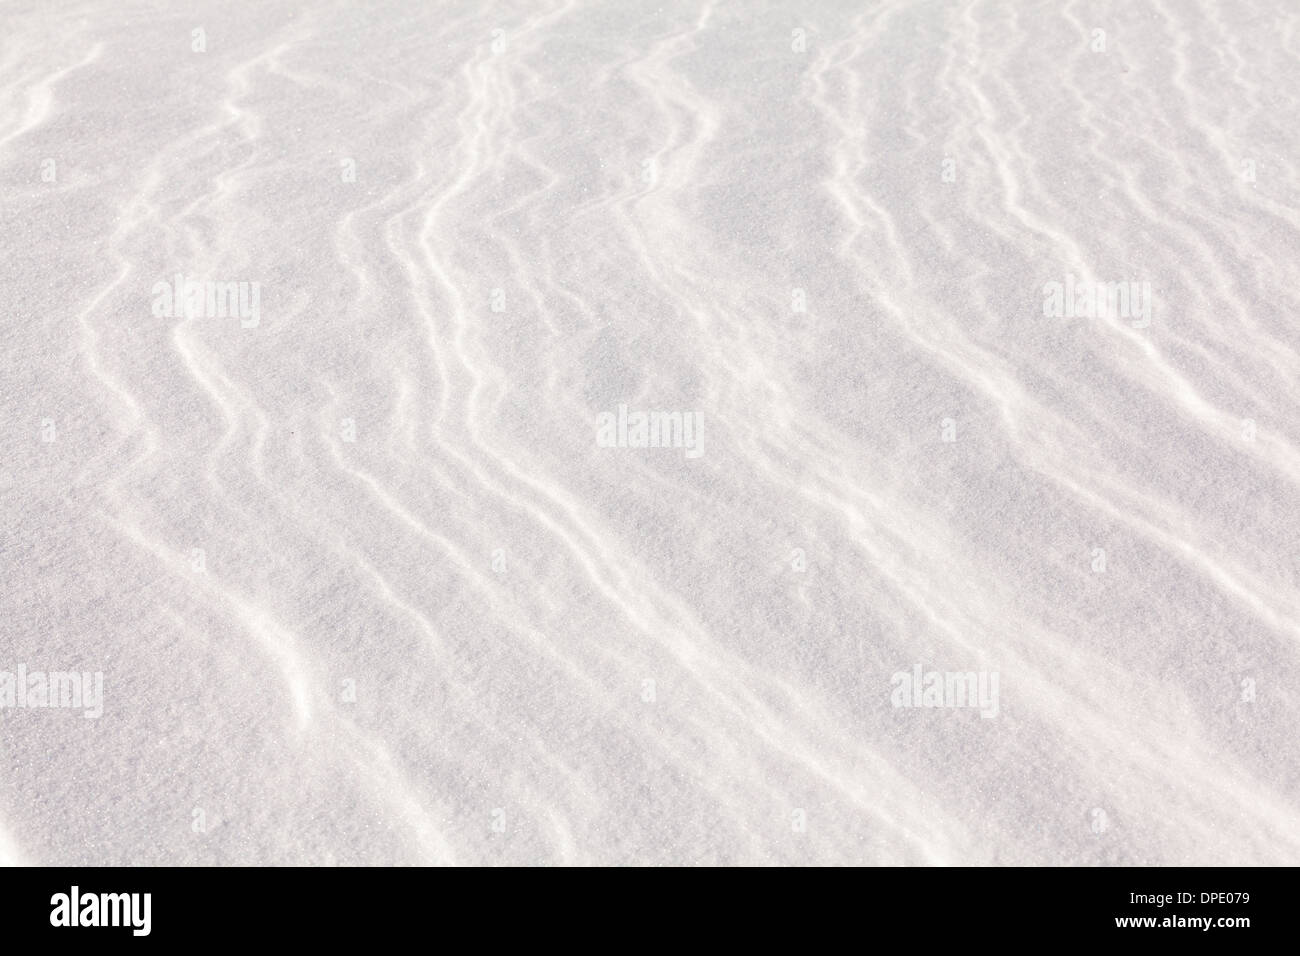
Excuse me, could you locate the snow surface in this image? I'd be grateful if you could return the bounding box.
[1,0,1299,865]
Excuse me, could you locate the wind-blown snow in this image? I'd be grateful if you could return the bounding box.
[1,0,1298,865]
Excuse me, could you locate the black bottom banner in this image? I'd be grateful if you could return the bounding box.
[0,865,1283,944]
